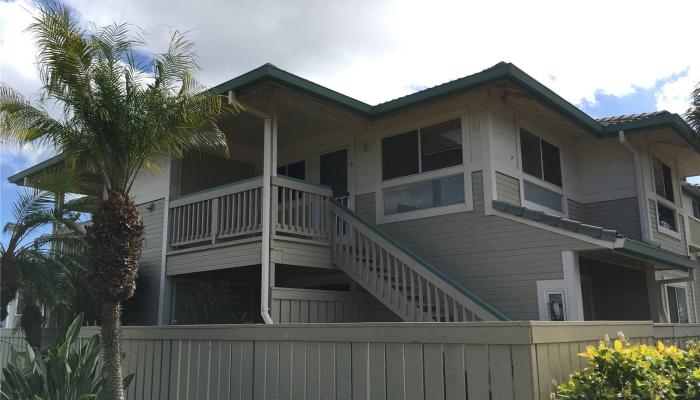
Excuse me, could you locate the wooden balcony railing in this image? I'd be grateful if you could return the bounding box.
[168,176,333,251]
[688,216,700,252]
[168,177,263,249]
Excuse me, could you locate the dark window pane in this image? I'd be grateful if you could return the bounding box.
[653,158,665,198]
[382,131,419,180]
[693,199,700,219]
[421,119,463,172]
[320,149,348,198]
[657,203,677,231]
[541,140,562,187]
[662,162,674,202]
[667,286,679,323]
[383,174,464,215]
[520,130,542,179]
[280,160,305,180]
[676,287,689,323]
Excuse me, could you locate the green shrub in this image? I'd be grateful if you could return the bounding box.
[552,334,700,399]
[0,314,132,400]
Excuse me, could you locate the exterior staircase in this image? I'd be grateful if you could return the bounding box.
[328,201,507,322]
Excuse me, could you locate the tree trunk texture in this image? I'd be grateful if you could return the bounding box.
[101,302,125,400]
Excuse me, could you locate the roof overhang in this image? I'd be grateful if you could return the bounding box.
[612,238,697,271]
[7,154,65,185]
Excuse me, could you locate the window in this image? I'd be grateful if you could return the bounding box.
[277,160,305,180]
[693,198,700,219]
[657,203,678,232]
[666,286,689,323]
[382,119,462,181]
[520,130,562,187]
[523,180,563,212]
[653,158,675,202]
[652,157,678,235]
[383,174,465,215]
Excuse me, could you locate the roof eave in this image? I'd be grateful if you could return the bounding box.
[614,239,697,271]
[7,154,65,185]
[599,113,700,154]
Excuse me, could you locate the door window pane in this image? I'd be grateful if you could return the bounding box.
[523,180,563,212]
[383,174,464,215]
[657,203,677,231]
[667,286,689,323]
[420,119,463,172]
[541,140,562,187]
[693,199,700,219]
[520,130,542,179]
[278,160,306,180]
[320,149,348,198]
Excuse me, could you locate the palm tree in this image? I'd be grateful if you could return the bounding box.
[1,174,95,349]
[686,85,700,133]
[0,5,234,398]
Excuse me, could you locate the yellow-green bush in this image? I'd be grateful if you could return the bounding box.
[552,334,700,399]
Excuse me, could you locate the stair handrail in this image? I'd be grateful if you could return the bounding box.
[328,200,509,321]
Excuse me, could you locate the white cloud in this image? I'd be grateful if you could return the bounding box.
[3,0,700,118]
[656,68,699,115]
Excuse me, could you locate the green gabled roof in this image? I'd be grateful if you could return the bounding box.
[7,154,64,184]
[682,182,700,200]
[9,62,700,185]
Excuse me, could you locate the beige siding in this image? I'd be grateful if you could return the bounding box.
[355,192,376,224]
[166,241,261,275]
[379,171,595,320]
[270,288,361,323]
[649,199,688,255]
[128,199,164,325]
[567,199,586,222]
[271,238,332,269]
[583,197,641,240]
[496,171,520,205]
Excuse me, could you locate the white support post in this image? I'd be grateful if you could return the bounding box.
[157,158,173,325]
[260,117,274,324]
[562,251,584,321]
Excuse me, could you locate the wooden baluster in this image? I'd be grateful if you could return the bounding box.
[443,291,449,322]
[211,198,218,244]
[426,282,433,321]
[418,276,424,321]
[378,248,385,297]
[409,268,416,320]
[302,191,307,233]
[453,297,459,322]
[434,286,440,321]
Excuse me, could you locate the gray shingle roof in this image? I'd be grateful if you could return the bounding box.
[597,111,672,127]
[492,200,619,242]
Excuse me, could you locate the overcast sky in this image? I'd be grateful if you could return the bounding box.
[2,0,700,228]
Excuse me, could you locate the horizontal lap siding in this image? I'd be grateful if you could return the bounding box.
[135,199,164,325]
[583,197,641,240]
[496,171,520,205]
[355,193,376,224]
[378,172,593,320]
[271,239,332,268]
[166,242,261,275]
[649,199,688,255]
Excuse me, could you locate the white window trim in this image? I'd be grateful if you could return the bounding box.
[651,154,681,240]
[536,280,571,321]
[663,283,690,324]
[376,116,471,225]
[516,130,566,216]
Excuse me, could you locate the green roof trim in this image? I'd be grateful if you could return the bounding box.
[614,239,698,270]
[9,61,700,185]
[7,154,64,184]
[683,183,700,200]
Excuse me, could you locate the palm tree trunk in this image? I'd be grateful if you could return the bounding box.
[21,303,43,350]
[101,302,124,400]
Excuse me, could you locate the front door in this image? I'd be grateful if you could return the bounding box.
[320,149,349,206]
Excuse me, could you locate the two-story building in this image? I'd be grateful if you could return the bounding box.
[8,62,700,325]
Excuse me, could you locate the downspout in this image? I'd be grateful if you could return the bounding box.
[260,117,274,324]
[619,130,652,242]
[228,90,274,324]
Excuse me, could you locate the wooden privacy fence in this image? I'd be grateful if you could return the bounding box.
[3,321,700,400]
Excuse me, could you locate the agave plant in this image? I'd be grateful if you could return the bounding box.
[0,314,133,400]
[0,5,235,398]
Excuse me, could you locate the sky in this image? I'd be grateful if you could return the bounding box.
[1,0,700,237]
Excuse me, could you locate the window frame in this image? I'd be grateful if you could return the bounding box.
[517,129,566,216]
[665,284,690,324]
[377,116,470,224]
[651,154,681,239]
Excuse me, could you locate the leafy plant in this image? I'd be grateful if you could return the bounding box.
[0,314,132,400]
[552,333,700,399]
